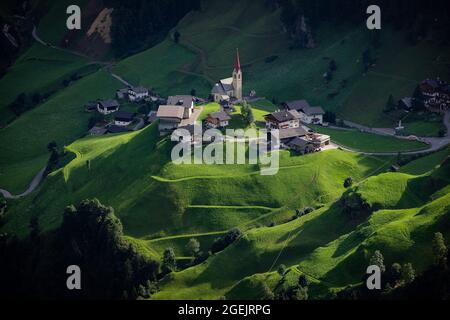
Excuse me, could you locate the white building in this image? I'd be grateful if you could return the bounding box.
[285,100,325,125]
[167,95,195,119]
[211,49,243,102]
[128,86,149,102]
[97,100,120,115]
[114,111,135,126]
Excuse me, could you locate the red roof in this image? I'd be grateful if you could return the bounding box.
[234,48,241,72]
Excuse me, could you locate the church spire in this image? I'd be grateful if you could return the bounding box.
[234,48,241,72]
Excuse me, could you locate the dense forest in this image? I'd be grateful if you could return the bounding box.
[104,0,201,57]
[278,0,450,48]
[0,199,159,299]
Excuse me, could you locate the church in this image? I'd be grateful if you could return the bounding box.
[211,49,243,102]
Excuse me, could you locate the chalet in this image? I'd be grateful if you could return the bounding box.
[419,79,450,113]
[205,111,231,128]
[264,110,301,130]
[284,100,325,124]
[84,102,97,112]
[156,105,185,136]
[167,95,195,119]
[114,111,135,127]
[89,126,107,136]
[97,100,119,115]
[128,86,149,102]
[172,124,203,144]
[286,137,315,154]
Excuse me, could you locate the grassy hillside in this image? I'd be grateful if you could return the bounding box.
[110,0,449,135]
[152,159,450,300]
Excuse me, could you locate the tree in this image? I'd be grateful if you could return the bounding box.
[385,94,396,112]
[277,264,287,276]
[388,263,402,286]
[401,263,415,284]
[329,59,337,72]
[323,111,336,124]
[190,88,196,97]
[412,85,425,111]
[344,177,353,188]
[369,250,386,273]
[261,283,274,300]
[298,274,309,288]
[186,238,200,257]
[432,232,448,268]
[173,30,181,44]
[162,248,177,273]
[293,286,308,300]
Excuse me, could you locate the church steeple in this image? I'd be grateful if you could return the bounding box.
[232,48,242,100]
[234,48,241,72]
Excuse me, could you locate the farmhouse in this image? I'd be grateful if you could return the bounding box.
[420,79,450,113]
[211,49,243,102]
[205,111,231,128]
[284,100,325,124]
[107,125,130,134]
[264,110,301,130]
[272,125,331,154]
[97,100,120,115]
[114,111,135,126]
[172,124,203,144]
[156,105,185,136]
[167,95,195,119]
[128,86,149,102]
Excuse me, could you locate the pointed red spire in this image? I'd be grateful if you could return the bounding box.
[234,48,241,72]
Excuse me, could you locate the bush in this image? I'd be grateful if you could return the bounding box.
[344,177,353,188]
[211,228,243,254]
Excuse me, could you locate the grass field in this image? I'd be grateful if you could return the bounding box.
[311,126,428,153]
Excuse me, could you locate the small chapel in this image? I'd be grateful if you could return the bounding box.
[211,49,243,102]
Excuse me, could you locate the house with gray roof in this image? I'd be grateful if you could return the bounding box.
[284,99,325,124]
[97,100,120,115]
[156,105,185,136]
[264,110,301,129]
[128,86,149,102]
[167,95,195,119]
[205,110,231,128]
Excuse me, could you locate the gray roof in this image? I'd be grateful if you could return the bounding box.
[400,97,413,109]
[266,110,300,123]
[98,100,119,109]
[209,111,231,121]
[107,125,130,134]
[114,111,135,122]
[303,106,325,116]
[167,95,194,109]
[278,126,309,140]
[211,81,233,95]
[130,86,148,94]
[157,105,185,119]
[285,100,311,111]
[89,126,107,135]
[287,136,312,148]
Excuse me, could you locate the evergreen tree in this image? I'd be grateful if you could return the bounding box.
[162,248,177,273]
[186,238,200,257]
[369,250,386,273]
[432,232,448,268]
[401,263,416,284]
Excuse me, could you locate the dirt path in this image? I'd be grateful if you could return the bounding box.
[0,167,46,199]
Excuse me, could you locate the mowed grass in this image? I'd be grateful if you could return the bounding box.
[0,43,89,125]
[2,122,390,242]
[112,40,211,97]
[311,126,428,153]
[401,148,450,175]
[153,163,450,300]
[0,69,120,193]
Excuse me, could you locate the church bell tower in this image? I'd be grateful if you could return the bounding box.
[232,48,243,100]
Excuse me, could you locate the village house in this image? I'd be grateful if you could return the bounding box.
[284,100,325,124]
[128,86,149,102]
[264,110,301,130]
[107,125,130,134]
[205,110,231,128]
[420,79,450,113]
[114,111,135,127]
[97,100,120,115]
[89,126,107,136]
[211,49,243,102]
[147,111,158,124]
[156,105,185,136]
[167,95,195,119]
[171,124,203,144]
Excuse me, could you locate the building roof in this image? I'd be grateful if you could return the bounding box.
[98,100,119,109]
[422,79,440,89]
[287,136,312,149]
[285,100,311,111]
[167,95,194,109]
[211,80,234,95]
[114,111,135,122]
[156,105,185,119]
[209,111,231,122]
[265,110,300,123]
[173,124,203,139]
[130,86,148,94]
[147,111,158,123]
[107,125,130,134]
[303,106,325,116]
[89,126,107,135]
[400,97,413,109]
[278,126,309,140]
